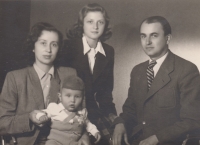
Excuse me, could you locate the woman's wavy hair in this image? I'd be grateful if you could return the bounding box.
[67,3,112,42]
[23,22,63,66]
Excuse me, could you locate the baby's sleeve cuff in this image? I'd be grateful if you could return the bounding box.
[36,112,46,120]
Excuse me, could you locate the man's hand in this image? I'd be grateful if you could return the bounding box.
[29,110,49,127]
[112,123,130,145]
[139,135,159,145]
[94,132,101,144]
[78,131,91,145]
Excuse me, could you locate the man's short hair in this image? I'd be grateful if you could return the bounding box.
[140,16,171,36]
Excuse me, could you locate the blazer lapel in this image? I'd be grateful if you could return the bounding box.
[145,51,174,102]
[28,67,45,109]
[74,39,92,77]
[48,68,60,104]
[73,38,108,81]
[82,54,92,76]
[93,52,108,82]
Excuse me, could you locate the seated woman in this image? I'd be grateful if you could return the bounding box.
[0,22,80,145]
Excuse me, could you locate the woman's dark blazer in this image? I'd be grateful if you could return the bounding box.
[0,66,76,145]
[60,39,117,123]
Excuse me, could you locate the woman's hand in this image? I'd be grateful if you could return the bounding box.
[29,110,49,127]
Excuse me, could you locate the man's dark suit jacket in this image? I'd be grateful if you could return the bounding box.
[116,51,200,145]
[60,39,117,123]
[0,66,76,145]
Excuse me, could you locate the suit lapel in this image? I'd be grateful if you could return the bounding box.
[145,51,174,102]
[28,67,45,109]
[129,61,150,105]
[138,62,149,97]
[48,68,60,104]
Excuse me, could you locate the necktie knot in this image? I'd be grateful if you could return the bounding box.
[148,61,157,69]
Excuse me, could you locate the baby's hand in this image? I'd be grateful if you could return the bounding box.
[39,115,49,123]
[36,112,49,123]
[94,132,101,144]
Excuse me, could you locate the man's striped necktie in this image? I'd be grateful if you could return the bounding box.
[147,60,157,90]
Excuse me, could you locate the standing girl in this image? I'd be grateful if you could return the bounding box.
[60,3,117,145]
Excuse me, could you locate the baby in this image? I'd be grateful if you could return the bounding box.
[36,76,101,145]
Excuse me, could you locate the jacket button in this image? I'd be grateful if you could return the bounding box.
[142,121,146,125]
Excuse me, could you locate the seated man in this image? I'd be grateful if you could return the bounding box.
[112,16,200,145]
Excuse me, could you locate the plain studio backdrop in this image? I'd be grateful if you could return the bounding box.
[1,0,200,114]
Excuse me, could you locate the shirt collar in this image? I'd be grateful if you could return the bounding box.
[33,63,54,80]
[58,103,71,114]
[82,35,106,56]
[149,51,169,65]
